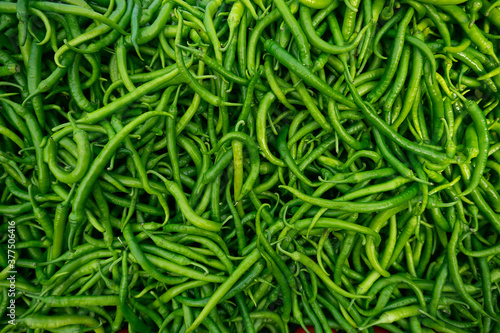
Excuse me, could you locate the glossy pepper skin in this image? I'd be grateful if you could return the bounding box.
[2,0,500,332]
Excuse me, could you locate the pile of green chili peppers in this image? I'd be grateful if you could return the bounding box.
[1,0,500,332]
